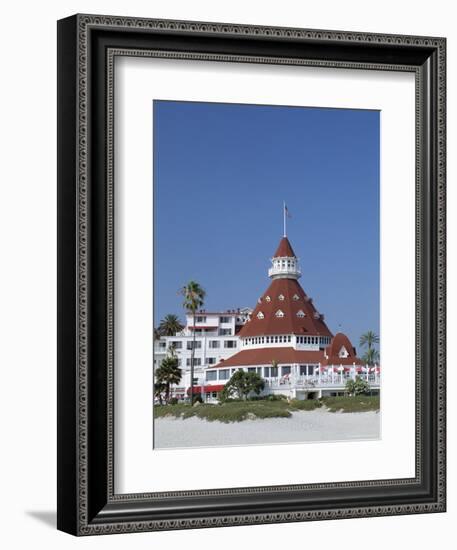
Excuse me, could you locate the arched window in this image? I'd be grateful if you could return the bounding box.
[257,311,264,319]
[265,295,271,302]
[275,309,284,318]
[297,310,305,318]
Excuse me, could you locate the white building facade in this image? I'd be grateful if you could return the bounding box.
[154,308,251,400]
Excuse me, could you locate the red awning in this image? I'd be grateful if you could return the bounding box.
[188,385,225,394]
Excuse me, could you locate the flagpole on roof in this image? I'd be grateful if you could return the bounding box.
[283,201,286,237]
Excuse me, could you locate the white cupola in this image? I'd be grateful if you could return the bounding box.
[268,237,301,280]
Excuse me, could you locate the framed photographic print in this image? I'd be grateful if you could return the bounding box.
[57,14,446,535]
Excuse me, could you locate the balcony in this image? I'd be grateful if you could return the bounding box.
[264,373,381,390]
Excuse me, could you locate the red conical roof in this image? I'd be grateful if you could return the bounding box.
[238,278,333,338]
[273,237,296,258]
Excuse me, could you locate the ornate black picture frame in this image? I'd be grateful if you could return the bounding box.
[57,14,446,535]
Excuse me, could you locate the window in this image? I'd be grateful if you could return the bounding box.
[219,328,232,336]
[247,367,256,373]
[257,311,264,319]
[196,316,206,323]
[264,367,270,377]
[299,365,315,376]
[293,294,300,301]
[158,341,166,348]
[207,357,216,365]
[339,346,349,358]
[275,309,284,318]
[206,371,217,381]
[187,341,201,350]
[208,340,220,349]
[278,294,284,301]
[219,316,230,323]
[219,369,230,380]
[275,336,278,343]
[282,366,291,376]
[170,341,182,349]
[186,358,202,366]
[271,366,278,377]
[224,340,237,348]
[297,310,305,318]
[265,295,271,302]
[313,312,320,319]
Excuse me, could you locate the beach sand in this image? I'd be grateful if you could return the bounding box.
[154,409,380,449]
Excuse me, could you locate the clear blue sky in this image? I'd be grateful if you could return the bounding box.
[153,101,380,348]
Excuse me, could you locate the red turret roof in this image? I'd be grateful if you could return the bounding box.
[238,278,332,338]
[273,237,296,258]
[323,332,362,365]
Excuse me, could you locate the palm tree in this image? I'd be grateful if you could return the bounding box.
[154,381,166,405]
[359,330,379,351]
[359,331,379,353]
[158,314,184,336]
[362,347,380,366]
[155,356,182,403]
[179,281,206,404]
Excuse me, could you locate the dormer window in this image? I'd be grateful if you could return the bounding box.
[338,346,349,358]
[265,296,271,302]
[313,312,320,319]
[278,294,284,301]
[293,294,300,301]
[297,310,305,318]
[275,309,284,318]
[257,311,264,319]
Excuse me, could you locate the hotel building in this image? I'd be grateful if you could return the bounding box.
[154,235,380,402]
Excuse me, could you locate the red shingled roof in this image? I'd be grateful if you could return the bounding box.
[273,237,296,258]
[238,278,333,338]
[211,347,325,368]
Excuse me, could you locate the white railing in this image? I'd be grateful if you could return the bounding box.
[264,374,381,390]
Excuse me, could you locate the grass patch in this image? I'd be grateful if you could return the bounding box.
[154,400,293,423]
[154,395,379,422]
[321,395,380,413]
[289,399,323,411]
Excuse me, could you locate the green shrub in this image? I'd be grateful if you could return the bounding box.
[345,375,370,396]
